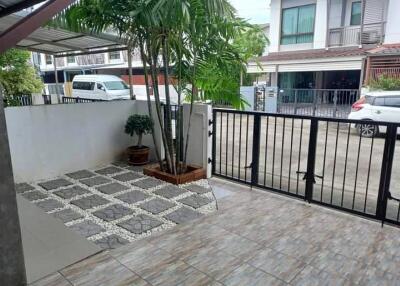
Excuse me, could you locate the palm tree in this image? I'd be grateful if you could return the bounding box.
[55,0,266,175]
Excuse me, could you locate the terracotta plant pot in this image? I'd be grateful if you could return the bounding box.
[143,164,206,185]
[127,146,150,165]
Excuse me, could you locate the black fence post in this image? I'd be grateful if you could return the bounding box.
[251,114,261,186]
[377,124,397,223]
[211,110,217,175]
[305,118,318,202]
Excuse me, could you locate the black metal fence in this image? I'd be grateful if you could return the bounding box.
[3,95,33,107]
[277,89,359,118]
[62,97,106,104]
[212,108,400,226]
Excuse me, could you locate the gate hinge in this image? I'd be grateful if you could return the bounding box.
[296,171,323,183]
[208,119,213,126]
[208,130,213,137]
[208,158,213,164]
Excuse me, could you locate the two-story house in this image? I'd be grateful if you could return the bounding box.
[248,0,400,91]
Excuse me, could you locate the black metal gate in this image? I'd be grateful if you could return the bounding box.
[212,108,400,225]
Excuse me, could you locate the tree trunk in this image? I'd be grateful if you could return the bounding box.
[137,133,143,148]
[139,39,164,170]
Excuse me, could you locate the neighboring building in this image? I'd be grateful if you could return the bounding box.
[248,0,400,91]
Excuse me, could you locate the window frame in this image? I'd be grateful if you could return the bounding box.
[280,4,316,45]
[66,55,76,64]
[45,55,53,65]
[350,1,362,26]
[108,51,121,61]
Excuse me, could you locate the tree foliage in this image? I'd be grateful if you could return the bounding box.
[125,114,154,147]
[0,49,43,96]
[57,0,267,175]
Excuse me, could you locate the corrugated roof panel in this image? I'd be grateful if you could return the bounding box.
[17,39,39,46]
[32,43,71,53]
[61,36,116,49]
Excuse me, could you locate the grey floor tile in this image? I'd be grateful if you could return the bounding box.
[118,214,163,234]
[222,263,285,286]
[35,199,64,212]
[52,208,83,223]
[94,234,129,250]
[15,182,35,193]
[69,220,105,237]
[38,178,72,190]
[61,252,149,286]
[112,172,144,182]
[65,170,95,180]
[139,198,175,214]
[179,194,213,209]
[116,190,149,204]
[21,190,48,201]
[53,185,90,199]
[112,161,130,168]
[290,265,351,286]
[132,177,163,189]
[71,194,110,210]
[184,184,211,194]
[92,204,133,222]
[80,176,111,187]
[95,182,129,195]
[29,272,72,286]
[164,207,203,224]
[95,166,124,175]
[248,247,306,283]
[154,185,188,199]
[125,165,145,172]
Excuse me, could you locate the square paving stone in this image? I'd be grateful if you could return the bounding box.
[112,172,144,182]
[139,198,175,214]
[132,177,162,189]
[93,204,133,222]
[80,176,111,187]
[21,190,48,201]
[184,184,211,194]
[164,207,203,224]
[96,182,129,195]
[38,178,72,190]
[94,234,129,250]
[71,194,110,210]
[54,185,90,199]
[117,214,163,234]
[52,208,83,223]
[35,199,64,212]
[69,220,105,237]
[95,166,124,175]
[124,165,144,172]
[15,183,35,193]
[179,195,213,209]
[154,185,187,199]
[116,190,149,204]
[112,161,130,167]
[65,170,95,180]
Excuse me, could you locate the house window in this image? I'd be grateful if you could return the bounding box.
[109,51,121,60]
[281,4,316,45]
[45,55,52,65]
[350,1,361,26]
[67,55,75,64]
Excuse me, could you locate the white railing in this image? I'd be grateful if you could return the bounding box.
[328,22,385,47]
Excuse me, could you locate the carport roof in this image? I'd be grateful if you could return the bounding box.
[0,12,127,55]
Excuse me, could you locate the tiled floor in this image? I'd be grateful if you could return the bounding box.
[16,162,216,250]
[31,178,400,286]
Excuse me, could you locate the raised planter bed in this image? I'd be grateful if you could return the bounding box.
[143,164,206,185]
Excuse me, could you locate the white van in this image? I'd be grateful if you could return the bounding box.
[72,75,131,100]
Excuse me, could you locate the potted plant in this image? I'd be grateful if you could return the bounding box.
[125,114,153,165]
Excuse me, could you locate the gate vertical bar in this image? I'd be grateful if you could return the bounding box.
[377,124,397,223]
[251,114,262,186]
[211,110,217,175]
[294,90,298,115]
[305,118,318,202]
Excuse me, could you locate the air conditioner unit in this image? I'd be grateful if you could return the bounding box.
[362,31,380,44]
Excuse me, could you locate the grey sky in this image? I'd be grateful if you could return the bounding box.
[230,0,270,24]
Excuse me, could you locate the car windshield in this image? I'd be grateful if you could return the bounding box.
[104,81,129,90]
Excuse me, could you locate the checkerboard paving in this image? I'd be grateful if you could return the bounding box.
[17,162,216,250]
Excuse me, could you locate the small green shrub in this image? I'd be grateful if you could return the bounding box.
[125,114,153,147]
[369,75,400,91]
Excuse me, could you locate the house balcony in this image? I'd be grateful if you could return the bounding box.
[328,22,385,47]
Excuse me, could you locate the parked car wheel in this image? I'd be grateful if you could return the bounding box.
[357,123,378,138]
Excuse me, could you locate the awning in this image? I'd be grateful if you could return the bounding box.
[0,12,127,55]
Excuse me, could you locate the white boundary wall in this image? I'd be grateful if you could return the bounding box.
[5,100,211,183]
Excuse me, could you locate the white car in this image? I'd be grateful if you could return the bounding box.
[348,91,400,137]
[72,74,131,101]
